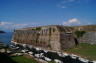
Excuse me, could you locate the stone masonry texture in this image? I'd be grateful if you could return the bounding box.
[12,25,75,52]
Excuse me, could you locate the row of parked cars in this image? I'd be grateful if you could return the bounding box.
[11,44,96,63]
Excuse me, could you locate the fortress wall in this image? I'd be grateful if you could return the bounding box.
[60,32,75,50]
[12,25,75,51]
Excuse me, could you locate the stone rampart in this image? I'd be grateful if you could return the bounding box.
[12,25,75,51]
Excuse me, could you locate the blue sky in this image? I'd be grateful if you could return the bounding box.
[0,0,96,31]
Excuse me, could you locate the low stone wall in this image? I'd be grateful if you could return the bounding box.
[79,32,96,44]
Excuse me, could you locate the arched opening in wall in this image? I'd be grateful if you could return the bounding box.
[74,37,78,46]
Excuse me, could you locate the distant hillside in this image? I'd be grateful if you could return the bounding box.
[73,25,96,32]
[0,30,5,33]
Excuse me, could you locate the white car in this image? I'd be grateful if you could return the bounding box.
[21,49,28,53]
[79,57,89,63]
[35,47,41,51]
[44,57,51,61]
[44,50,48,53]
[7,50,12,54]
[14,53,22,56]
[35,54,40,58]
[92,61,96,63]
[54,59,63,63]
[70,54,77,59]
[28,51,33,55]
[39,53,44,58]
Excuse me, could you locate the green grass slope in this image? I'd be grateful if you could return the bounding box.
[65,43,96,61]
[11,56,39,63]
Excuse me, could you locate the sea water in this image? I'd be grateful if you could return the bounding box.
[0,32,14,45]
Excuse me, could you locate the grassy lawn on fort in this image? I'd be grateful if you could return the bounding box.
[11,56,39,63]
[65,43,96,61]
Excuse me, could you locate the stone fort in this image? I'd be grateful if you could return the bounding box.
[12,25,76,52]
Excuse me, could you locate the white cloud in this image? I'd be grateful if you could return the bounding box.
[87,22,92,25]
[12,23,39,29]
[77,0,90,3]
[58,0,90,8]
[61,0,90,3]
[13,24,28,28]
[57,5,66,8]
[69,18,80,24]
[63,18,80,26]
[61,0,75,3]
[0,22,39,29]
[58,0,76,8]
[0,22,12,26]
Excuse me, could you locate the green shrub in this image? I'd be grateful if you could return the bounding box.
[36,27,41,31]
[74,31,86,38]
[49,27,51,34]
[48,43,51,48]
[36,33,40,43]
[58,27,65,32]
[53,28,55,32]
[49,27,51,42]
